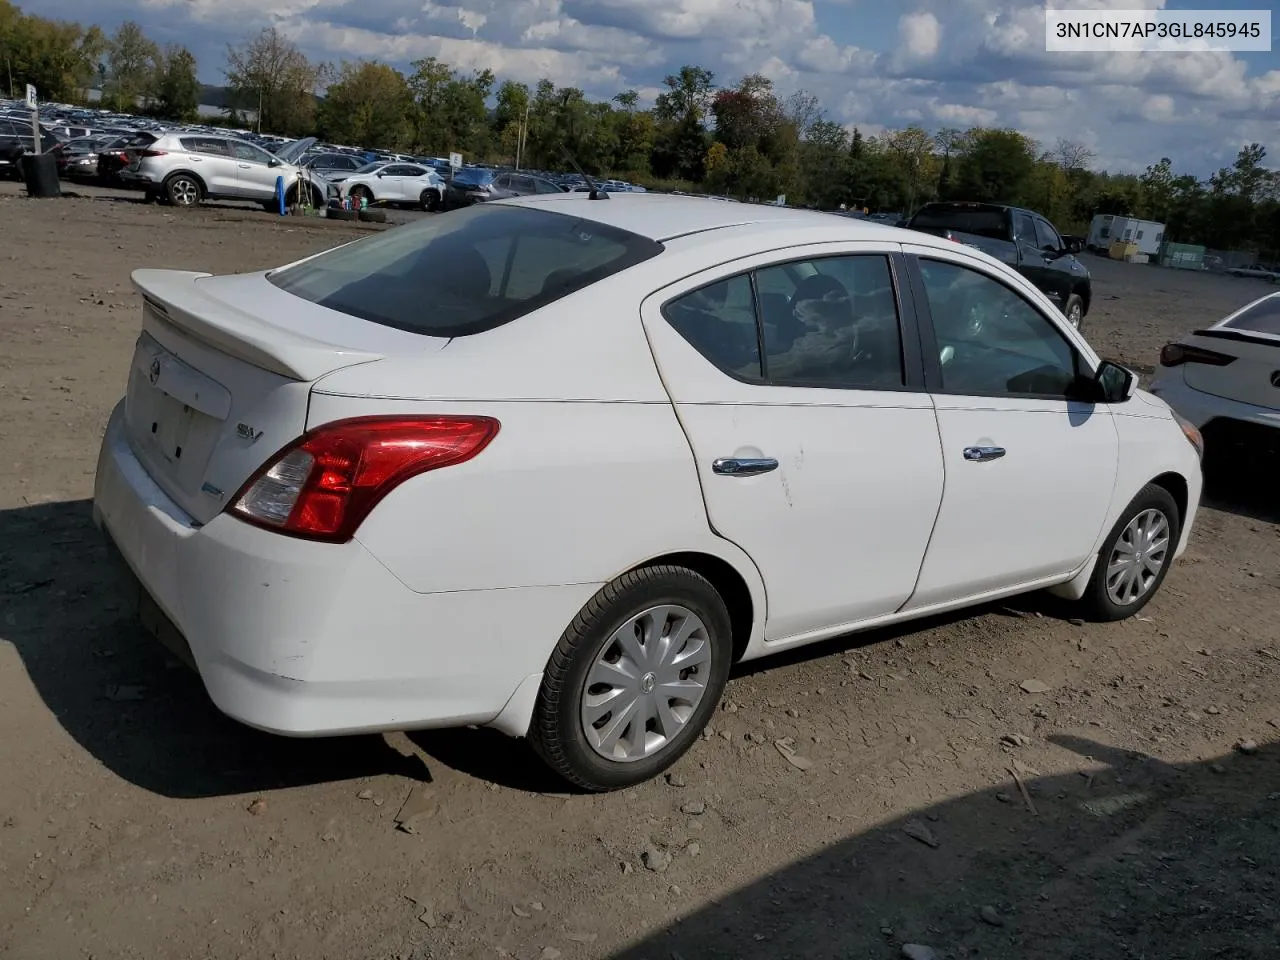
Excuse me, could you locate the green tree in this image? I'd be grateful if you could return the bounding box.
[407,55,453,149]
[224,26,320,135]
[104,20,157,111]
[316,60,414,150]
[953,128,1037,204]
[150,44,199,122]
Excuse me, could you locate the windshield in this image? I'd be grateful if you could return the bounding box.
[268,204,664,337]
[351,162,384,175]
[912,207,1009,240]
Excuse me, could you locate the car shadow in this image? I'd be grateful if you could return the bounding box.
[0,499,429,800]
[1202,452,1280,525]
[611,736,1280,959]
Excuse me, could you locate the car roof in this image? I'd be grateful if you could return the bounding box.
[492,192,927,244]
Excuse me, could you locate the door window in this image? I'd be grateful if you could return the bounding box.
[180,137,230,156]
[757,255,903,388]
[918,259,1084,398]
[664,275,761,380]
[231,141,273,164]
[1034,218,1062,251]
[534,178,563,194]
[1014,212,1037,244]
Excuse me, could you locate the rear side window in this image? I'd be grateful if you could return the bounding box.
[1222,296,1280,335]
[268,204,664,337]
[180,137,229,156]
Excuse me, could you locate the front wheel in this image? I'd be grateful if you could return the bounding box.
[349,185,373,204]
[1074,484,1181,622]
[530,565,734,791]
[1064,293,1085,331]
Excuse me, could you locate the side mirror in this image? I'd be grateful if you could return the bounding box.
[267,157,281,167]
[1095,359,1137,403]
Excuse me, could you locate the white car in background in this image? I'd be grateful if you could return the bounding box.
[1149,290,1280,462]
[333,160,446,211]
[93,195,1204,791]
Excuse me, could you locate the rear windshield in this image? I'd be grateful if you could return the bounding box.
[911,207,1009,240]
[453,168,493,186]
[1222,296,1280,336]
[268,203,664,337]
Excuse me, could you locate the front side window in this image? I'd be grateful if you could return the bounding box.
[231,141,272,164]
[269,204,663,337]
[1034,218,1062,251]
[918,259,1083,398]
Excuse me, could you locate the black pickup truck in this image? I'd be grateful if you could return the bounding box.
[904,202,1092,330]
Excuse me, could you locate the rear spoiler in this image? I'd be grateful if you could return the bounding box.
[132,269,382,381]
[1194,328,1280,348]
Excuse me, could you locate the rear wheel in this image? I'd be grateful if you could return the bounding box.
[165,173,201,207]
[530,565,733,791]
[1074,484,1180,622]
[421,189,441,212]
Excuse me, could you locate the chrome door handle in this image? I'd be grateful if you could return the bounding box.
[237,163,250,169]
[963,446,1006,462]
[713,457,778,477]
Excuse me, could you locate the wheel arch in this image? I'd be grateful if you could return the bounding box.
[634,551,756,663]
[1149,470,1189,526]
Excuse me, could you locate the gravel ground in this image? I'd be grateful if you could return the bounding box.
[1,182,1278,960]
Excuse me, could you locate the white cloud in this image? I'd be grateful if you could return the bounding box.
[127,0,1276,175]
[899,12,941,59]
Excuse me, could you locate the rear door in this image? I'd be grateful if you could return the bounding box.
[380,164,416,201]
[901,245,1118,609]
[642,242,945,641]
[177,137,239,195]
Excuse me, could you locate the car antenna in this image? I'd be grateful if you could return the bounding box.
[561,144,609,200]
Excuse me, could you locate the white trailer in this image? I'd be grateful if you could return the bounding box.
[1087,215,1166,256]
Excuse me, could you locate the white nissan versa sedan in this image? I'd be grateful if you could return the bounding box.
[94,194,1204,790]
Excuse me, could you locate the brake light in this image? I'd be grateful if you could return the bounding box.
[1159,343,1236,367]
[228,415,500,542]
[138,149,167,158]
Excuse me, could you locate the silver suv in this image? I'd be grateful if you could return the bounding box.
[122,134,334,209]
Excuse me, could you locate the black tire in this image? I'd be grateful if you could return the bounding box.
[421,189,441,212]
[165,173,201,207]
[357,208,387,223]
[1064,293,1085,331]
[1074,483,1181,622]
[530,565,734,791]
[328,208,358,221]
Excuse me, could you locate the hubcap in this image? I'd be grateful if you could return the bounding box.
[173,180,196,205]
[1068,305,1082,328]
[580,604,712,762]
[1106,508,1170,605]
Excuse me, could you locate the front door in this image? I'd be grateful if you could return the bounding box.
[227,140,284,200]
[641,244,945,642]
[901,246,1119,610]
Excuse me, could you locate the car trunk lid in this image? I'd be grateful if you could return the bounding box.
[1183,294,1280,411]
[125,268,443,524]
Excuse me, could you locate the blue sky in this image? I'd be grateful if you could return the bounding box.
[21,0,1280,177]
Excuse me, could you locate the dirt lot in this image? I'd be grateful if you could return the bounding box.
[1,183,1278,960]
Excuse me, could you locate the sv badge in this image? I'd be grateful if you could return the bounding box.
[236,423,264,443]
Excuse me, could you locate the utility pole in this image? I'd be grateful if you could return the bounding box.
[515,101,530,170]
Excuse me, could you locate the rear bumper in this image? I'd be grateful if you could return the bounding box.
[93,399,592,737]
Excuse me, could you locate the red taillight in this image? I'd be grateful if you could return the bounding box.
[228,415,500,543]
[138,149,167,158]
[1159,343,1236,367]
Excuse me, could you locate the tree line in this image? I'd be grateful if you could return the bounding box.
[2,2,1277,256]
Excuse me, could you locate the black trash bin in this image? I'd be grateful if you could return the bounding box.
[20,153,61,198]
